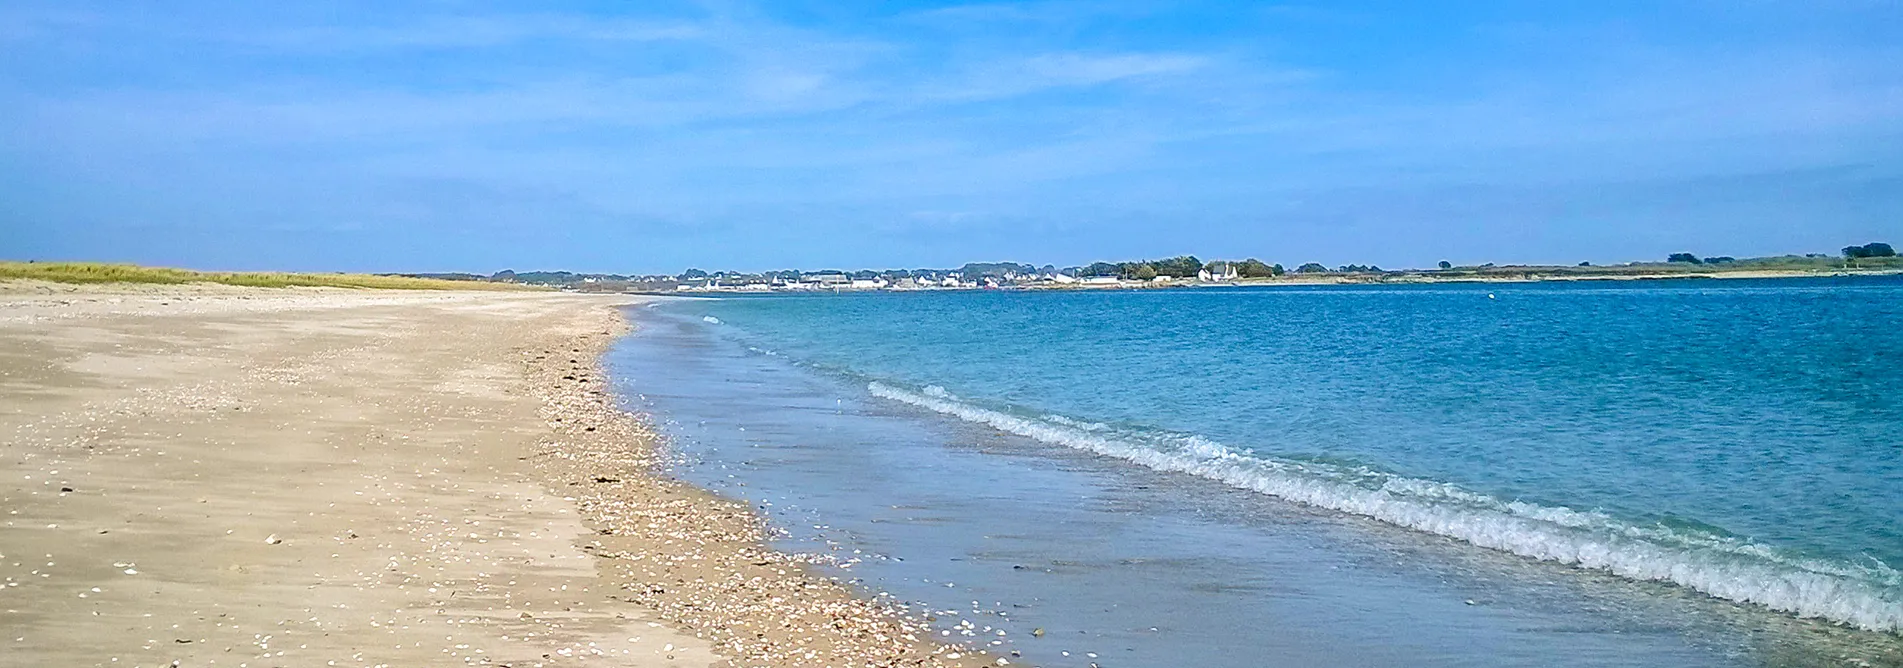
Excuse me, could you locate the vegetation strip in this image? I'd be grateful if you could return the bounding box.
[0,261,542,290]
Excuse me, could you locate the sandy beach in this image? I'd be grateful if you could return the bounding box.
[0,282,983,668]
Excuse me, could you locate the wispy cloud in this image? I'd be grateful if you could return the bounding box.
[0,5,104,43]
[904,1,1163,26]
[243,15,710,52]
[1022,52,1208,86]
[922,52,1210,101]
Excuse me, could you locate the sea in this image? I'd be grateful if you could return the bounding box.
[607,277,1903,667]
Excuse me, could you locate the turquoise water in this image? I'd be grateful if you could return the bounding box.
[675,278,1903,634]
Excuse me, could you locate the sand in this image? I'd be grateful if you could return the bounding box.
[0,282,985,668]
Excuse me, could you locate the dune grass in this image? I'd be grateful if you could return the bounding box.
[0,261,542,291]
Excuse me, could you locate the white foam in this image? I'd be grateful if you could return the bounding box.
[702,316,722,324]
[867,381,1903,633]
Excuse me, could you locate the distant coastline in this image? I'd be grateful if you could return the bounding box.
[479,246,1903,294]
[659,265,1903,294]
[634,255,1903,294]
[1204,265,1903,287]
[8,246,1899,294]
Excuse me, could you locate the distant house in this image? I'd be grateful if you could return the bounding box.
[1083,276,1120,285]
[1198,263,1238,282]
[804,272,849,287]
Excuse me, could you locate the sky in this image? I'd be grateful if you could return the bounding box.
[2,1,1900,274]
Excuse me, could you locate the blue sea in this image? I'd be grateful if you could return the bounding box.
[609,278,1903,667]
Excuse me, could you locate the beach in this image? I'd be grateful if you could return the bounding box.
[0,282,981,668]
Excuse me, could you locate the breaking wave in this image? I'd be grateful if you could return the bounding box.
[867,381,1903,633]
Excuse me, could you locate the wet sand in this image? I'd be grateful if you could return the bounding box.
[0,282,981,668]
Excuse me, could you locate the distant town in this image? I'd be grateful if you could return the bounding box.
[409,243,1900,293]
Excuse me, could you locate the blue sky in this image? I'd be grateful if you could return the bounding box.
[2,1,1899,273]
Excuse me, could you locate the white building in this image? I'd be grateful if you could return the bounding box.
[1198,264,1239,282]
[804,273,850,287]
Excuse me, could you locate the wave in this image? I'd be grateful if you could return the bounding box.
[867,381,1903,633]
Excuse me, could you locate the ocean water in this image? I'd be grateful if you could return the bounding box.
[610,278,1903,666]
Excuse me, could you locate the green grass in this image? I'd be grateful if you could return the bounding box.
[0,262,543,291]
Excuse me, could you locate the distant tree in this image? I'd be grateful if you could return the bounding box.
[1578,261,1591,266]
[1271,263,1286,276]
[1149,255,1203,278]
[1844,242,1896,259]
[680,268,709,279]
[1082,262,1122,277]
[960,262,1038,277]
[1134,264,1158,280]
[1667,253,1702,264]
[1703,256,1737,264]
[1236,258,1276,278]
[1437,260,1452,270]
[1296,262,1328,274]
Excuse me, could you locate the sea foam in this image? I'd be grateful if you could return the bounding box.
[867,381,1903,633]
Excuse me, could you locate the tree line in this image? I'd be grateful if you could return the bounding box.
[1665,243,1894,265]
[1078,256,1290,279]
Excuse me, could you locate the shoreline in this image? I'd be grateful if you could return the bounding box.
[527,298,993,668]
[0,282,986,668]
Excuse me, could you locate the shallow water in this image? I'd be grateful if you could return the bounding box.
[609,278,1903,666]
